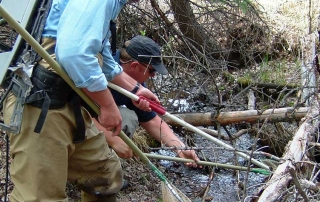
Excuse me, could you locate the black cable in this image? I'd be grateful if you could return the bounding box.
[4,133,9,202]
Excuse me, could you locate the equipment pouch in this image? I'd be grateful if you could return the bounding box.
[26,65,73,109]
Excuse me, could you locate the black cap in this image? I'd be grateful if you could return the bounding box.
[126,36,168,75]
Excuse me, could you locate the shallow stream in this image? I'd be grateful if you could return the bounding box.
[151,99,269,202]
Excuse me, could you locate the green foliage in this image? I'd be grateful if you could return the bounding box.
[238,0,253,13]
[259,55,271,83]
[259,68,271,83]
[288,101,295,107]
[237,55,300,95]
[274,63,286,85]
[139,29,146,36]
[237,74,252,86]
[162,36,175,52]
[222,71,235,84]
[139,173,150,184]
[148,138,160,148]
[294,58,302,68]
[258,55,292,85]
[216,0,253,13]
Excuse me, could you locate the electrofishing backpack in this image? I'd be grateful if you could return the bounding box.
[0,0,52,134]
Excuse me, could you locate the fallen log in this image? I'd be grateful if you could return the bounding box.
[257,33,319,202]
[237,80,298,91]
[257,105,318,201]
[164,107,308,127]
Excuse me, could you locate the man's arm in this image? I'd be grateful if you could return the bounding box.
[140,116,202,168]
[93,118,133,158]
[82,88,122,136]
[54,0,125,134]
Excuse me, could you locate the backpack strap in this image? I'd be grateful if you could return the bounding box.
[110,20,117,56]
[29,0,53,62]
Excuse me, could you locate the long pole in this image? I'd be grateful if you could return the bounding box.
[144,153,271,175]
[107,83,270,170]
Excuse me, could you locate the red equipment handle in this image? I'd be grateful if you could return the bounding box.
[138,96,166,116]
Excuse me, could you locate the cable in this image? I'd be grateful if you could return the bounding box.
[4,133,9,202]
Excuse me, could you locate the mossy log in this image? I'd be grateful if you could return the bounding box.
[237,80,298,90]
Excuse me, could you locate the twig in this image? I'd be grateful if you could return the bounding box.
[308,142,320,147]
[195,127,255,141]
[233,84,253,100]
[300,179,320,192]
[201,170,214,202]
[288,167,308,202]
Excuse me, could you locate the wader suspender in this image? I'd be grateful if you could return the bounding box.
[110,20,117,56]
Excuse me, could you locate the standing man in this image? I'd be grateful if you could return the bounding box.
[95,36,201,168]
[3,0,157,201]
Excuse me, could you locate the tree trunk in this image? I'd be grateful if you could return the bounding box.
[163,107,308,127]
[169,0,220,58]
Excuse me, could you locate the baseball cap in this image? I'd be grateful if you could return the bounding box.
[126,36,168,75]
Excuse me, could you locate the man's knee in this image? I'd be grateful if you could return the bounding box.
[77,172,123,201]
[74,152,123,201]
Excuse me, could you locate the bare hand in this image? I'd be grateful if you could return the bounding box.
[82,88,122,136]
[132,98,151,111]
[98,102,122,136]
[177,150,202,168]
[133,87,160,111]
[136,87,160,103]
[109,136,133,159]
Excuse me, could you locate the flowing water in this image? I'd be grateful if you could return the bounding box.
[152,99,268,202]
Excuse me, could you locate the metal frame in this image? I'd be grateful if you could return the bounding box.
[0,0,38,84]
[0,0,39,134]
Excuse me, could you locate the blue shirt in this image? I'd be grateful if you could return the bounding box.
[42,0,126,92]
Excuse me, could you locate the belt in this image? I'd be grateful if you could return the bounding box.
[11,65,85,143]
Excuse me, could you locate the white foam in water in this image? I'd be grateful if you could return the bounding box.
[168,98,190,112]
